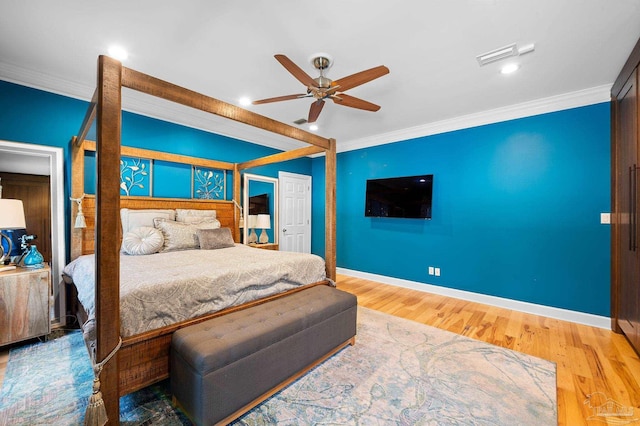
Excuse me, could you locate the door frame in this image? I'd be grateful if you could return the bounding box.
[278,171,312,253]
[0,140,66,326]
[243,173,279,246]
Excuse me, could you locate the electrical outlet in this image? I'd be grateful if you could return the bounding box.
[428,266,434,275]
[435,267,441,277]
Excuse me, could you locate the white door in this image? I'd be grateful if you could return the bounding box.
[279,172,311,253]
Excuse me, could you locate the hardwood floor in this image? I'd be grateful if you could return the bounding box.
[1,274,638,425]
[0,350,8,388]
[336,274,640,426]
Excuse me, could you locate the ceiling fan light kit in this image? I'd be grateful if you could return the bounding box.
[252,53,389,123]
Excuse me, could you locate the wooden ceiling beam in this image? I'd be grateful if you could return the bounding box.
[74,88,98,146]
[121,66,332,150]
[238,145,324,170]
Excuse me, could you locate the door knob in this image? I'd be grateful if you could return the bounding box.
[282,228,287,233]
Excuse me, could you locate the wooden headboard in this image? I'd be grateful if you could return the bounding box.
[71,195,235,259]
[70,139,239,260]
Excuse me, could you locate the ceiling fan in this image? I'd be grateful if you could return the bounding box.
[252,54,389,123]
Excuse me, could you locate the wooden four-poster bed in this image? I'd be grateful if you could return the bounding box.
[70,55,337,423]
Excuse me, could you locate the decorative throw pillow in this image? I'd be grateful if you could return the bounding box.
[120,208,176,252]
[175,208,217,222]
[153,218,220,252]
[122,227,164,255]
[197,228,235,250]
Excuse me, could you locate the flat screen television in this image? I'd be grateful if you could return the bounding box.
[249,193,269,215]
[365,174,433,219]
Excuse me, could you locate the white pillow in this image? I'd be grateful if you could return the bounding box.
[182,216,221,227]
[122,227,164,255]
[175,208,217,222]
[121,208,176,234]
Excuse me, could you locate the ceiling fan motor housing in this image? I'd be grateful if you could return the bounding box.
[314,76,333,89]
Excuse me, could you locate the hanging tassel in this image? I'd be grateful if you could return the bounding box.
[84,373,108,426]
[75,205,87,229]
[71,194,87,229]
[84,337,122,426]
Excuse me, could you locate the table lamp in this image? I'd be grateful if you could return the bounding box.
[256,214,271,244]
[248,215,258,243]
[0,199,27,264]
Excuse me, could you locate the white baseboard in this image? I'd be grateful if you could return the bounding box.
[337,267,611,329]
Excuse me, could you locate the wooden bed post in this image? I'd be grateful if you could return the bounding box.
[325,138,337,281]
[233,164,241,242]
[77,58,338,412]
[70,139,85,261]
[95,55,122,424]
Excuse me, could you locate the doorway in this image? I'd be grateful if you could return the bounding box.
[278,172,311,253]
[0,141,66,326]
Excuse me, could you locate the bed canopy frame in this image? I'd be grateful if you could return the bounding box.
[72,55,337,423]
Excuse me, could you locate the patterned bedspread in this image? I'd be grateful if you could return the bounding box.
[63,244,327,337]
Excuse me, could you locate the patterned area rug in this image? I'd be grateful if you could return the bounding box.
[0,307,556,425]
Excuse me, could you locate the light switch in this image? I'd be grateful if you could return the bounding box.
[600,213,611,224]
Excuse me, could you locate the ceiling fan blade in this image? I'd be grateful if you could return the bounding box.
[274,54,318,88]
[332,65,389,92]
[331,93,381,111]
[252,94,308,105]
[308,100,325,123]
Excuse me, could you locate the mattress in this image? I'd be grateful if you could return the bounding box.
[63,244,327,337]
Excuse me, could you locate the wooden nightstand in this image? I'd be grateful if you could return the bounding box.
[0,265,50,346]
[248,243,279,251]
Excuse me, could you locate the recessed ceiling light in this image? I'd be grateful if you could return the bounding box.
[239,97,251,106]
[309,124,318,131]
[108,45,128,61]
[500,63,519,75]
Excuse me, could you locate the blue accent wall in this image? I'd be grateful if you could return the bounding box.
[1,80,611,316]
[313,103,611,316]
[0,81,312,259]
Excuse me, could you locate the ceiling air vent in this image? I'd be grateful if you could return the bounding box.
[476,43,535,66]
[293,118,307,125]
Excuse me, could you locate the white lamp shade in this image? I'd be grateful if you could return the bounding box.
[256,214,271,229]
[248,214,258,228]
[0,199,26,229]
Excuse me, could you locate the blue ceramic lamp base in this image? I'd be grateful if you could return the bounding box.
[22,245,44,269]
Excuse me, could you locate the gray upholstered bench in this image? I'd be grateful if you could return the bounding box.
[170,285,357,426]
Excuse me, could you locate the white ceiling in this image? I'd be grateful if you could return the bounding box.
[1,1,639,153]
[0,151,49,175]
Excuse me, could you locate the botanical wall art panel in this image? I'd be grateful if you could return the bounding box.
[120,157,151,196]
[193,167,226,200]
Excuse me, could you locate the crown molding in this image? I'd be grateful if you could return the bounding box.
[0,61,94,101]
[0,61,302,152]
[338,84,612,153]
[1,61,612,155]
